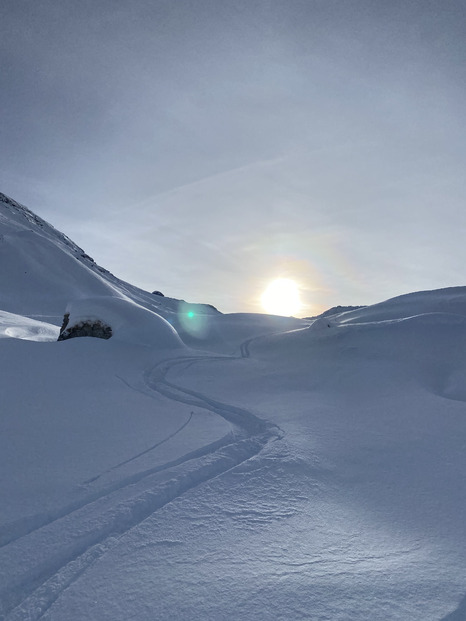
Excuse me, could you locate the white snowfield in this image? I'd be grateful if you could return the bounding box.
[0,192,465,620]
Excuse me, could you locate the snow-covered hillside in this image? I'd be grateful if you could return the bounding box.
[1,192,466,620]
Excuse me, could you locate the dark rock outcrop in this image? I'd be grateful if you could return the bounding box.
[58,313,112,341]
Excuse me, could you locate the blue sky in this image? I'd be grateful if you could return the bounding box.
[1,0,465,315]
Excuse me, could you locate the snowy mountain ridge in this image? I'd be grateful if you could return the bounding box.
[0,191,237,352]
[0,190,113,282]
[1,192,466,620]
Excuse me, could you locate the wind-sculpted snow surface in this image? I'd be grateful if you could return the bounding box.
[2,194,466,620]
[0,311,59,342]
[96,287,466,621]
[0,300,293,619]
[60,296,185,348]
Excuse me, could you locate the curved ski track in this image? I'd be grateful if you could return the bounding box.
[0,338,282,621]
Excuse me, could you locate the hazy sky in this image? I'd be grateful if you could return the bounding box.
[1,0,465,315]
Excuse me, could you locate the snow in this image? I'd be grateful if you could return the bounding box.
[0,311,59,342]
[62,296,185,348]
[1,191,466,620]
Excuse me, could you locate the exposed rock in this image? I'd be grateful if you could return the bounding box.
[58,313,112,341]
[152,290,164,296]
[59,312,70,334]
[80,252,95,263]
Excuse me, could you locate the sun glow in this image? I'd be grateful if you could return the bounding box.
[261,278,302,316]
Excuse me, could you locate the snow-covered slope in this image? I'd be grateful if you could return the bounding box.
[0,191,303,351]
[1,192,466,620]
[0,190,222,324]
[0,192,121,319]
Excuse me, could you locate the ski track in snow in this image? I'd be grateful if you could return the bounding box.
[83,374,196,485]
[1,337,283,621]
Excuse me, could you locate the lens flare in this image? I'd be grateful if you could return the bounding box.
[261,278,301,316]
[177,302,210,339]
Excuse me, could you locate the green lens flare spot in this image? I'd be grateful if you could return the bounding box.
[187,311,195,318]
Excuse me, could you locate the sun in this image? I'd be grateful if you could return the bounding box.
[261,278,302,316]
